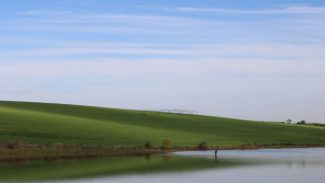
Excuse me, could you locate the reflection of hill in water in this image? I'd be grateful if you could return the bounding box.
[2,148,325,183]
[0,155,241,182]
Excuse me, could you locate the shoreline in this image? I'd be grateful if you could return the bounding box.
[175,144,325,151]
[0,143,165,162]
[1,143,325,162]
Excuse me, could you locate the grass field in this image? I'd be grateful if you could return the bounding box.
[1,101,325,147]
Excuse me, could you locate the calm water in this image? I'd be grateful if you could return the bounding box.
[1,148,325,183]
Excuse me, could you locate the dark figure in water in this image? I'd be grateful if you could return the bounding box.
[214,147,219,159]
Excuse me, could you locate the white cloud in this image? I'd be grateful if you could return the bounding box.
[1,42,324,61]
[1,8,325,44]
[177,5,325,15]
[1,58,324,77]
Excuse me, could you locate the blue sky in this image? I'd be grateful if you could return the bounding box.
[1,0,325,122]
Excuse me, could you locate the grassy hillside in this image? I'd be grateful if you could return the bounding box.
[1,101,325,147]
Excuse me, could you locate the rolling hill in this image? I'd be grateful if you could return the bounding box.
[1,101,325,147]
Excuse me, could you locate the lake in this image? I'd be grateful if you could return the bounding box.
[1,148,325,183]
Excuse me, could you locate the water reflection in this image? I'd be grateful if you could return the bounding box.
[0,154,239,182]
[1,148,325,183]
[175,148,325,167]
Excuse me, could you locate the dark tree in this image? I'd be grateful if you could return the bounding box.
[160,140,172,150]
[198,141,208,150]
[145,142,152,149]
[285,119,292,124]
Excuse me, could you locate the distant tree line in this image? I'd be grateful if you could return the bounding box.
[284,119,325,127]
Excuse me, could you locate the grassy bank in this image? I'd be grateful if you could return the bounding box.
[1,101,325,149]
[2,142,325,162]
[0,143,166,161]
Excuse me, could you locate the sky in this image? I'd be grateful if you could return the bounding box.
[0,0,325,122]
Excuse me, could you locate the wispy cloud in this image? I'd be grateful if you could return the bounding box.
[1,9,324,45]
[177,5,325,15]
[17,11,217,27]
[1,58,324,77]
[1,42,324,61]
[0,12,232,37]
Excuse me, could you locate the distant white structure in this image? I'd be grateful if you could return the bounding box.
[158,109,198,115]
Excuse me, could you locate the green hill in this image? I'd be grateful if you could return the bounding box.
[1,101,325,147]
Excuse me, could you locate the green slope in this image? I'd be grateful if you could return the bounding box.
[0,101,325,147]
